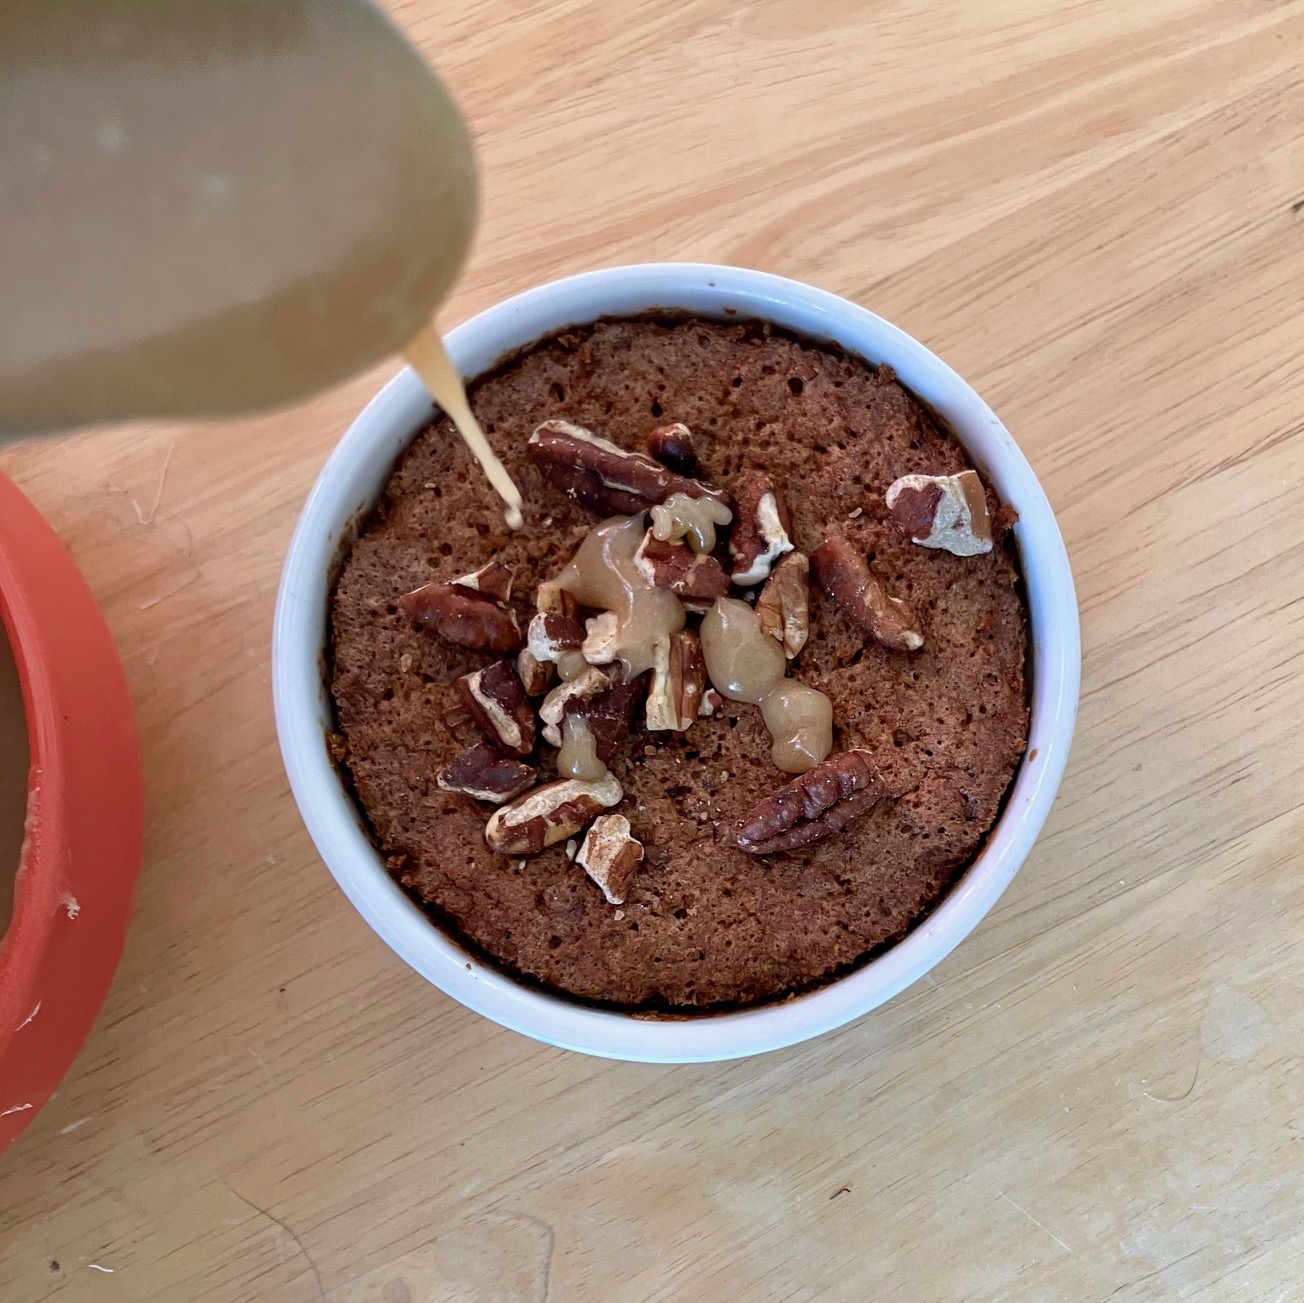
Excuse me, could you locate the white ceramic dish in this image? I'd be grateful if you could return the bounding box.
[273,263,1079,1063]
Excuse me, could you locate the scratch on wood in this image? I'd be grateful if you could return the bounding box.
[1001,1192,1073,1255]
[132,440,177,526]
[225,1183,326,1302]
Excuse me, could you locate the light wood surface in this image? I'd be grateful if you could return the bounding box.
[4,1,1304,1298]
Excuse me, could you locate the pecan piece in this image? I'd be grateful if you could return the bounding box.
[484,772,623,855]
[438,744,535,804]
[536,579,580,621]
[885,471,993,556]
[518,587,585,695]
[576,814,644,904]
[457,661,536,758]
[645,422,701,477]
[699,687,725,718]
[516,648,554,697]
[398,582,522,652]
[755,551,810,659]
[729,474,795,585]
[634,531,731,603]
[667,629,706,730]
[451,559,514,602]
[644,637,678,732]
[528,610,584,657]
[734,750,886,855]
[541,667,644,760]
[539,667,611,747]
[572,676,645,761]
[581,611,620,666]
[528,420,730,516]
[810,534,923,653]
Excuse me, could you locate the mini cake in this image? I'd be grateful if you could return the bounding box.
[329,318,1027,1010]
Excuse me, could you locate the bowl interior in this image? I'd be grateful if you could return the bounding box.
[0,619,27,939]
[274,264,1080,1062]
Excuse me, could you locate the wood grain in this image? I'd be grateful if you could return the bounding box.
[3,1,1304,1298]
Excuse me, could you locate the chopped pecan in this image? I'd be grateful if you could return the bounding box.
[527,611,586,664]
[536,579,580,621]
[754,551,810,659]
[649,491,733,554]
[644,638,678,732]
[645,422,701,478]
[634,531,731,603]
[576,814,644,904]
[528,419,730,516]
[518,587,585,695]
[810,534,923,653]
[729,474,795,585]
[539,667,611,747]
[667,629,706,730]
[699,687,725,718]
[457,661,537,758]
[572,676,645,761]
[484,772,623,855]
[580,611,620,666]
[398,582,522,652]
[438,744,536,804]
[734,750,886,855]
[451,559,514,603]
[516,648,554,697]
[885,471,993,556]
[541,666,644,761]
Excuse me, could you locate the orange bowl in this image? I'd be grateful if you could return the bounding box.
[0,472,143,1156]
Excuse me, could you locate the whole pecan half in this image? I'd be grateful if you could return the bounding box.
[484,772,623,855]
[729,474,795,586]
[437,744,536,804]
[398,582,522,652]
[528,420,730,516]
[810,534,923,653]
[734,749,886,855]
[457,661,536,758]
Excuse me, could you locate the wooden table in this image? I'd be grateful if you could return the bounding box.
[4,1,1304,1298]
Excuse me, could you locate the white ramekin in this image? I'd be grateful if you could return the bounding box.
[273,263,1080,1063]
